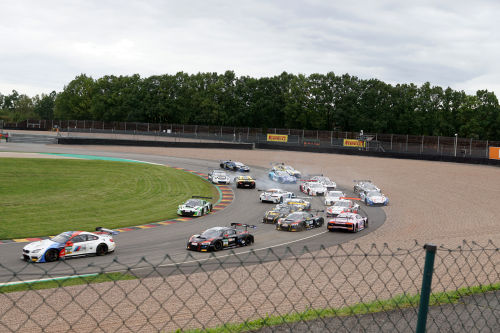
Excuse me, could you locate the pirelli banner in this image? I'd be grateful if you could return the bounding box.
[267,134,288,143]
[343,139,365,147]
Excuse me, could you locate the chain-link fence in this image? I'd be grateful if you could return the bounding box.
[1,241,498,332]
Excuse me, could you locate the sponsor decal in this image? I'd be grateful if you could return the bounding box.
[489,147,500,160]
[343,139,365,147]
[267,134,288,142]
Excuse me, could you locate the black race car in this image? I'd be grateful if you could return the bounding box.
[276,211,324,231]
[219,160,250,172]
[234,175,256,188]
[187,223,256,252]
[263,204,302,224]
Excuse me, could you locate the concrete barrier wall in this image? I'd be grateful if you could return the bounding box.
[255,143,500,166]
[57,137,254,150]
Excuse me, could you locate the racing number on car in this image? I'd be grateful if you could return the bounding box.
[223,239,229,247]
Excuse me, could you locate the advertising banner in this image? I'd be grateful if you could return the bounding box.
[489,147,500,160]
[267,134,288,143]
[343,139,365,147]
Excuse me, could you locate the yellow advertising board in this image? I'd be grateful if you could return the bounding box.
[489,147,500,160]
[343,139,365,147]
[267,134,288,143]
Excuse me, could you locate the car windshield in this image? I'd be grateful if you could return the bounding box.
[274,207,290,214]
[51,232,72,243]
[234,162,244,167]
[213,171,225,176]
[335,201,350,207]
[310,183,323,189]
[286,212,308,221]
[328,191,343,197]
[200,228,224,238]
[185,199,201,207]
[367,191,380,197]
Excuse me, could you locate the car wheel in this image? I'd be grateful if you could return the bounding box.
[365,218,369,228]
[279,197,283,204]
[209,204,213,211]
[246,236,254,246]
[96,243,108,256]
[220,163,224,168]
[353,224,358,233]
[318,218,324,227]
[214,241,223,251]
[44,249,59,262]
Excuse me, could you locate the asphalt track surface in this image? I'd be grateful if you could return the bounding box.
[0,143,386,282]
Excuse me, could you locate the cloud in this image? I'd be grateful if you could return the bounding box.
[0,0,499,97]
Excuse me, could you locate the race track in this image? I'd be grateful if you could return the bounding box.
[0,143,385,281]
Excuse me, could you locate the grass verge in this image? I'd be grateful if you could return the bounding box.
[177,282,500,333]
[0,272,137,294]
[0,158,219,239]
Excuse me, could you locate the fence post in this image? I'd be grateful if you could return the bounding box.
[469,138,472,156]
[416,243,437,333]
[421,135,424,154]
[390,134,393,150]
[406,135,408,152]
[485,140,488,157]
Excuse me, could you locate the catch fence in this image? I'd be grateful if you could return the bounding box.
[0,241,498,332]
[4,119,500,159]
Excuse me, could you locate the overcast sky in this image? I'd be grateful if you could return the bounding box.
[1,0,499,97]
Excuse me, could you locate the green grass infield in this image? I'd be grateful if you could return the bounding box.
[0,158,218,239]
[0,272,137,294]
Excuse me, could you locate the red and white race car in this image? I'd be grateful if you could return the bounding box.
[327,212,368,233]
[326,199,360,217]
[299,181,327,196]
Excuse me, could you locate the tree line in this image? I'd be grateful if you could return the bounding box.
[1,71,499,140]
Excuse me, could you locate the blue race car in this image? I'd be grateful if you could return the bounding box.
[220,160,250,172]
[269,170,297,184]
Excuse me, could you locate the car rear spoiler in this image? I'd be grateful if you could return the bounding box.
[95,227,119,235]
[340,197,361,201]
[230,223,257,230]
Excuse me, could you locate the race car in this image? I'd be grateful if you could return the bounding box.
[310,176,337,190]
[259,189,296,203]
[353,180,381,193]
[324,190,346,206]
[276,211,324,231]
[262,204,302,224]
[207,170,231,184]
[281,198,312,211]
[186,223,255,252]
[234,175,256,188]
[22,227,117,263]
[220,160,250,172]
[268,170,297,184]
[272,163,302,178]
[326,199,360,217]
[360,190,389,206]
[327,212,368,233]
[300,181,327,196]
[177,196,213,216]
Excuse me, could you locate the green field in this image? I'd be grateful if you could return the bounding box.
[0,158,218,239]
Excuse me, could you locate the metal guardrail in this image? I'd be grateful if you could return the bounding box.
[0,241,498,332]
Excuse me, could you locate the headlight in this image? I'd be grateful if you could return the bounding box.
[31,249,41,254]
